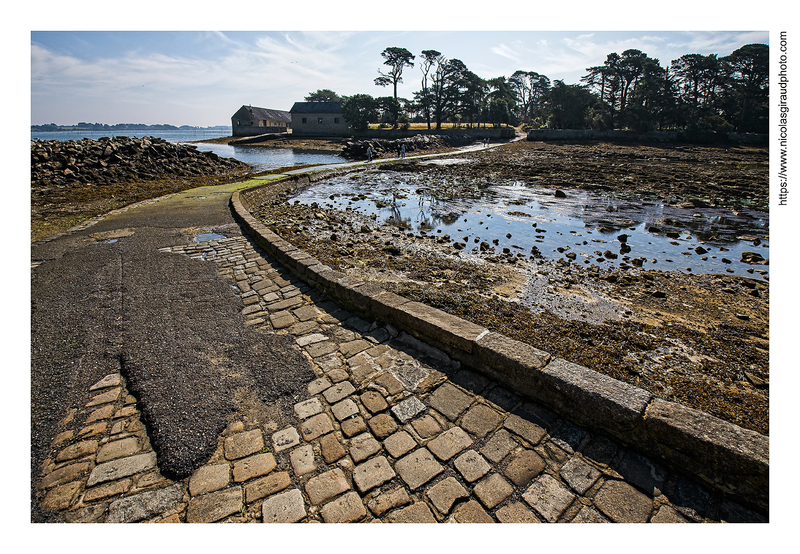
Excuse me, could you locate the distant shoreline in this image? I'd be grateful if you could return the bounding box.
[31,125,231,133]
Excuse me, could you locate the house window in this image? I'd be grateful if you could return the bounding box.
[334,117,340,124]
[318,118,324,124]
[302,117,308,124]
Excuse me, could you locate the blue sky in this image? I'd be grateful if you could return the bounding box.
[30,27,769,127]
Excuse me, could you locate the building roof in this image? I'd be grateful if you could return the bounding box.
[289,102,344,114]
[233,105,291,123]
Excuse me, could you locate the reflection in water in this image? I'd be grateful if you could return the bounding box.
[291,172,769,279]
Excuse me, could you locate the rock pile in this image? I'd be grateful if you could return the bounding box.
[31,136,248,188]
[342,134,477,159]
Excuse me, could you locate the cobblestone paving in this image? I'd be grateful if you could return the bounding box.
[35,233,766,523]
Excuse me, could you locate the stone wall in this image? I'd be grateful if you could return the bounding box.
[527,129,768,144]
[231,169,769,513]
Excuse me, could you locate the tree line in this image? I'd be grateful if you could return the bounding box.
[305,43,768,136]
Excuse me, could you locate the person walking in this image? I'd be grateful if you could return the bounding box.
[400,144,405,158]
[366,146,373,162]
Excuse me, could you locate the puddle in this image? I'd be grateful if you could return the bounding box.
[194,233,225,242]
[289,172,769,280]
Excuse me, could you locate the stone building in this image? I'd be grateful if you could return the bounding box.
[231,105,291,137]
[289,102,349,136]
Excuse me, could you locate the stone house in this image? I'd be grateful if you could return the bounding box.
[289,102,349,136]
[231,105,291,137]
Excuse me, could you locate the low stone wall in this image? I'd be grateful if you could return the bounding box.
[358,127,516,140]
[527,129,768,144]
[231,172,769,514]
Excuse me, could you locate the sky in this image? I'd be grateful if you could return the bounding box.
[29,25,771,127]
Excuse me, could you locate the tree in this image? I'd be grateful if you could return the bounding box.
[341,94,378,133]
[374,47,415,126]
[723,43,769,132]
[417,50,441,129]
[509,70,550,124]
[304,89,345,102]
[544,81,598,129]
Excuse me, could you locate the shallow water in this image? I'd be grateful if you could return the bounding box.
[290,171,769,279]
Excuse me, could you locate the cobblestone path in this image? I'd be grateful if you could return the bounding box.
[35,232,765,523]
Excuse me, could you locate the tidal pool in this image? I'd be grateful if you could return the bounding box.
[290,171,769,279]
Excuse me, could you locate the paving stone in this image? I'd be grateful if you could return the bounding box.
[504,449,547,487]
[373,372,404,395]
[108,483,184,523]
[351,364,377,384]
[367,486,411,517]
[323,381,356,404]
[267,296,304,312]
[90,373,122,391]
[77,421,107,438]
[560,456,602,494]
[593,480,653,523]
[496,501,541,523]
[290,444,317,477]
[332,398,360,421]
[296,333,328,347]
[86,453,157,487]
[244,471,292,503]
[341,416,367,438]
[316,353,343,372]
[480,428,518,464]
[453,450,491,483]
[383,431,417,459]
[522,474,577,522]
[571,505,609,523]
[40,481,82,511]
[580,434,619,466]
[460,404,503,438]
[427,426,473,461]
[485,386,520,412]
[300,413,335,442]
[86,387,121,407]
[349,432,382,463]
[426,476,469,515]
[97,437,140,462]
[340,339,372,358]
[307,376,332,395]
[320,491,367,523]
[262,488,307,523]
[551,422,587,454]
[305,468,351,504]
[293,305,320,322]
[55,440,99,463]
[306,340,339,359]
[474,473,514,509]
[353,456,396,493]
[650,505,690,523]
[368,413,399,439]
[395,448,444,490]
[294,397,324,419]
[233,453,277,483]
[85,404,114,424]
[391,396,427,423]
[319,433,346,463]
[327,368,350,383]
[360,390,389,414]
[386,502,438,523]
[225,429,264,460]
[427,382,473,421]
[616,450,667,496]
[504,412,548,445]
[83,478,132,503]
[269,311,296,329]
[411,414,442,439]
[189,463,231,496]
[271,427,301,452]
[448,500,494,523]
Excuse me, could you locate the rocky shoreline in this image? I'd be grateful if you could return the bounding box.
[30,136,251,242]
[31,136,248,188]
[253,140,769,436]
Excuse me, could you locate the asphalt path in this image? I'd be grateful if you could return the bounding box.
[30,181,314,521]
